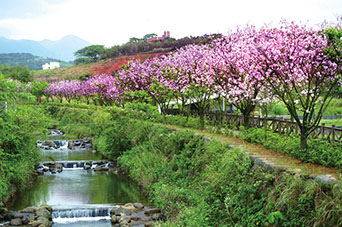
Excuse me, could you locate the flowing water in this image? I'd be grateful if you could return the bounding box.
[7,140,149,226]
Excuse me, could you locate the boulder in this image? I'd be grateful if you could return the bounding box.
[36,216,50,226]
[111,215,119,224]
[144,208,162,214]
[119,216,131,224]
[123,203,135,210]
[130,216,140,221]
[36,207,51,221]
[114,207,132,216]
[10,218,22,226]
[133,203,144,209]
[21,206,36,213]
[13,213,24,219]
[141,217,151,222]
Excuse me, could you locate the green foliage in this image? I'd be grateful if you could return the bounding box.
[79,72,93,81]
[243,127,342,168]
[31,80,50,98]
[74,45,106,64]
[0,53,73,71]
[0,64,32,83]
[324,98,342,115]
[100,35,210,60]
[74,57,94,65]
[0,105,50,207]
[98,118,342,226]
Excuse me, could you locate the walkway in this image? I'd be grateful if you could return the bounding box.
[159,123,341,181]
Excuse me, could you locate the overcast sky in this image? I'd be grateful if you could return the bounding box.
[0,0,341,47]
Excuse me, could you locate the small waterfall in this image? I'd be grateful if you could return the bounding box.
[52,207,114,223]
[54,140,68,149]
[52,207,111,218]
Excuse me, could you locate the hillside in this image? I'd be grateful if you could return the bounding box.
[33,52,167,82]
[0,53,73,71]
[0,35,91,61]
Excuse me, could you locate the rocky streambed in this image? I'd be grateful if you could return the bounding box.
[0,204,52,227]
[2,133,161,226]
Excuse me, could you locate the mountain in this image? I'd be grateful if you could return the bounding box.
[0,53,74,71]
[0,35,91,61]
[40,35,91,61]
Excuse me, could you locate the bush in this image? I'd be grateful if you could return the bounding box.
[0,105,49,207]
[242,128,342,168]
[109,119,342,226]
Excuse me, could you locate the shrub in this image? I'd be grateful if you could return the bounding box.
[242,128,342,168]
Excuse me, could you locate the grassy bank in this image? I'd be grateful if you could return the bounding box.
[94,116,342,226]
[0,105,49,207]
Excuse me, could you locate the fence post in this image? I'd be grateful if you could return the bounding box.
[321,123,325,140]
[332,125,336,142]
[279,117,283,133]
[285,119,289,135]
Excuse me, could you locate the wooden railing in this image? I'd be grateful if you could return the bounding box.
[165,109,342,143]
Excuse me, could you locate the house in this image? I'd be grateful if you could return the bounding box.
[42,62,60,70]
[147,31,170,43]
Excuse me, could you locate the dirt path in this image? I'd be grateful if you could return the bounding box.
[159,123,341,180]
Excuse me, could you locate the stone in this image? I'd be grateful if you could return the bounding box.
[35,216,50,226]
[123,203,134,209]
[114,207,132,216]
[130,216,140,221]
[13,213,24,219]
[144,208,162,214]
[315,175,336,184]
[141,217,151,221]
[144,222,153,227]
[133,203,144,209]
[21,206,36,213]
[111,215,119,223]
[119,216,131,225]
[36,207,51,220]
[10,218,22,226]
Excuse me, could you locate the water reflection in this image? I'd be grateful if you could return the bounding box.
[8,169,149,211]
[40,148,102,161]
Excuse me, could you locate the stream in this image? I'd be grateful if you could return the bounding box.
[7,139,149,226]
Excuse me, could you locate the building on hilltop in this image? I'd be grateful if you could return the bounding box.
[147,31,170,43]
[42,62,60,70]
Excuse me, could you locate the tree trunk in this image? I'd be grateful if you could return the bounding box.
[199,109,205,130]
[300,131,308,150]
[242,112,251,129]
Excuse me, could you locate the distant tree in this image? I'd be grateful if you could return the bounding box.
[143,33,158,40]
[129,37,142,43]
[324,22,342,98]
[74,45,106,61]
[0,64,33,83]
[74,57,94,65]
[31,80,50,98]
[79,72,93,81]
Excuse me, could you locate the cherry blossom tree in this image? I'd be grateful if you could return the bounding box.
[257,21,342,149]
[209,27,270,128]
